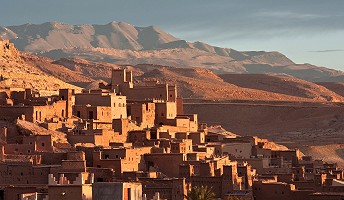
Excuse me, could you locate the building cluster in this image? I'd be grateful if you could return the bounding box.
[0,69,343,200]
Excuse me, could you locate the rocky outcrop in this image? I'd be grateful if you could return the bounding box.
[0,39,19,59]
[0,40,81,90]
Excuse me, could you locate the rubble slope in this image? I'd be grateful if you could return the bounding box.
[0,39,80,90]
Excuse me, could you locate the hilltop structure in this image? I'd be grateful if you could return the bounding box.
[0,68,342,200]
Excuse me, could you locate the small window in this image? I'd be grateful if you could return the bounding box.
[41,143,45,147]
[28,150,31,153]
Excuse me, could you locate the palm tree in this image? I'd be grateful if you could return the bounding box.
[185,185,216,200]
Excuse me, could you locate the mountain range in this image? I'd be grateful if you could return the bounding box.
[1,21,344,82]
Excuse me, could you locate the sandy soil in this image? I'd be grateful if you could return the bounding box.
[184,101,344,167]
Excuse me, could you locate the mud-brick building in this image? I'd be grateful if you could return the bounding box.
[92,182,142,200]
[74,89,127,121]
[108,69,176,102]
[0,89,73,123]
[47,172,94,200]
[93,146,152,178]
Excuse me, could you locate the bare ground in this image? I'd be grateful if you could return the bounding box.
[184,101,344,167]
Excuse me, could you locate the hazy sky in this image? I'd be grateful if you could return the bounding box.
[1,0,344,70]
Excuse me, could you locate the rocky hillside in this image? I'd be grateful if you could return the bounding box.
[2,22,344,82]
[184,102,344,167]
[21,53,93,84]
[316,82,344,97]
[24,55,344,102]
[300,144,344,167]
[219,74,344,102]
[0,39,80,90]
[141,67,344,101]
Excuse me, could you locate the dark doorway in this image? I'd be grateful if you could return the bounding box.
[0,190,4,200]
[89,111,94,119]
[147,161,154,170]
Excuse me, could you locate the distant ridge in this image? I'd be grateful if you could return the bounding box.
[2,21,344,82]
[0,21,296,65]
[1,21,179,52]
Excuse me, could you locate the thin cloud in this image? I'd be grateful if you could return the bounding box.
[308,49,344,53]
[254,11,328,20]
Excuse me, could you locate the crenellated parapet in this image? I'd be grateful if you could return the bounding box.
[48,172,94,186]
